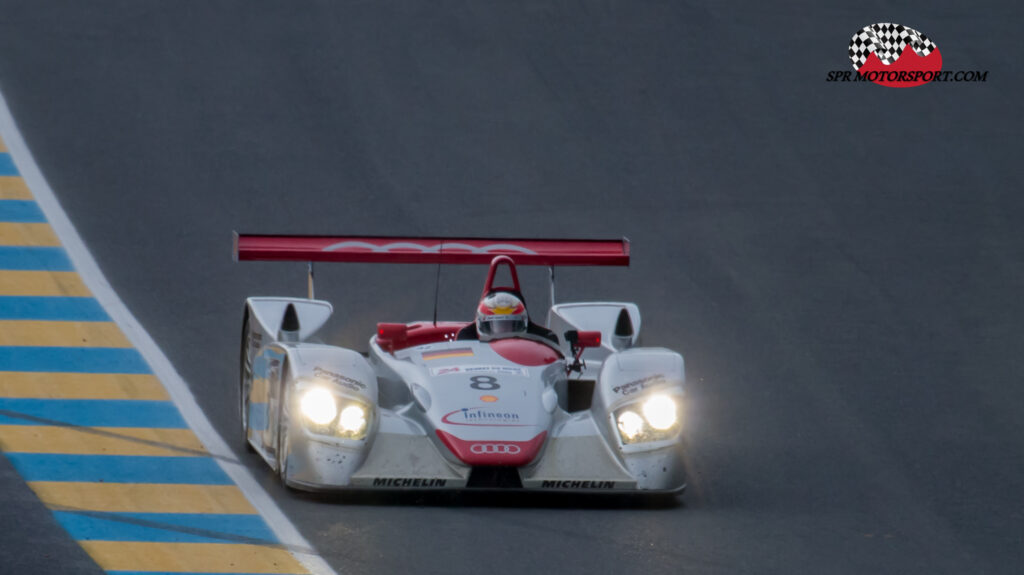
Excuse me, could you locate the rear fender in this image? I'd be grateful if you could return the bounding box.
[247,297,332,343]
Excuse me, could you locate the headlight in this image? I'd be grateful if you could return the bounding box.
[299,387,337,425]
[642,394,678,430]
[617,410,645,440]
[614,394,681,445]
[296,384,371,440]
[337,404,368,437]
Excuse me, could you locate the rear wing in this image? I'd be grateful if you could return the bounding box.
[233,234,630,266]
[234,233,629,308]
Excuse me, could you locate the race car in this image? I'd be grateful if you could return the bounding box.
[234,234,687,493]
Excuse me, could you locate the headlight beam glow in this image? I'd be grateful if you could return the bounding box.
[614,393,682,445]
[338,404,368,434]
[617,410,645,440]
[299,387,337,426]
[642,394,678,431]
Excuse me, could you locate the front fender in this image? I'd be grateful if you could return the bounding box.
[284,345,378,404]
[278,344,379,488]
[593,348,685,452]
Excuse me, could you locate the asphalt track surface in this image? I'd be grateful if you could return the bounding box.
[1,2,1022,574]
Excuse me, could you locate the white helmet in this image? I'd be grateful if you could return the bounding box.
[476,292,528,341]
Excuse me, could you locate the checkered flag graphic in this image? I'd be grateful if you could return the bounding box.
[849,23,937,70]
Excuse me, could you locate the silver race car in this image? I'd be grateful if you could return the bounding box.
[235,235,687,493]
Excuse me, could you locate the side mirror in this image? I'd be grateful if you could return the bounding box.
[563,330,602,375]
[377,323,408,352]
[564,330,601,349]
[576,330,602,348]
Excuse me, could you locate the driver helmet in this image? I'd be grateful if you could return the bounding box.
[476,292,528,340]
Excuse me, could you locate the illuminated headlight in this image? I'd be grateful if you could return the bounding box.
[617,410,645,440]
[614,394,681,444]
[642,394,678,430]
[337,404,368,438]
[299,387,337,426]
[296,383,371,440]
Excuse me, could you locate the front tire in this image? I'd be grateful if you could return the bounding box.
[276,363,295,490]
[239,311,255,453]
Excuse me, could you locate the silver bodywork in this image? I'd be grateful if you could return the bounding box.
[241,297,687,493]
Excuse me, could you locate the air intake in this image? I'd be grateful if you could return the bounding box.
[466,467,524,488]
[278,303,301,342]
[612,308,634,350]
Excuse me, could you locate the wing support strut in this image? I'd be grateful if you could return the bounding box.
[549,265,556,310]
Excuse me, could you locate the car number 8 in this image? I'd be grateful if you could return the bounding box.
[470,375,499,390]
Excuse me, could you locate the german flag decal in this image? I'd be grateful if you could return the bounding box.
[422,348,475,361]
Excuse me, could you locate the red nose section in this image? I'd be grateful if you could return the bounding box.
[489,338,561,366]
[436,430,547,467]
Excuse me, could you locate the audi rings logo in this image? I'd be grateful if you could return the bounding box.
[470,443,521,455]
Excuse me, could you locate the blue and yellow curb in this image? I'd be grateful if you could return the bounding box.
[0,139,308,573]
